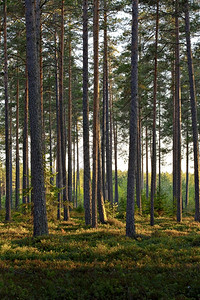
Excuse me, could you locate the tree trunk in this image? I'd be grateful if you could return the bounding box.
[126,0,138,238]
[113,121,119,204]
[55,27,62,220]
[4,0,11,221]
[184,0,200,221]
[104,0,112,204]
[48,75,53,185]
[76,121,80,208]
[185,127,189,208]
[67,22,72,218]
[9,99,13,209]
[150,0,159,226]
[175,0,182,222]
[73,135,76,207]
[25,0,48,236]
[59,0,69,221]
[23,65,29,206]
[146,125,149,199]
[15,65,20,210]
[109,76,113,205]
[172,54,176,214]
[83,0,91,225]
[97,131,107,224]
[136,111,142,213]
[158,99,161,193]
[92,0,99,228]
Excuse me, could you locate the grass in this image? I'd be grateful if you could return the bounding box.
[0,211,200,299]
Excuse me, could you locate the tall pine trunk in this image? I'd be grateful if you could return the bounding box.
[92,0,100,228]
[113,121,119,204]
[25,0,48,236]
[83,0,91,225]
[185,126,189,208]
[150,0,159,226]
[59,1,69,221]
[15,65,20,209]
[4,0,11,221]
[175,0,182,222]
[67,24,72,217]
[184,0,200,221]
[126,0,138,238]
[23,65,29,206]
[54,25,62,220]
[146,125,149,199]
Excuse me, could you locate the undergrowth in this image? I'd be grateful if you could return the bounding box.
[0,210,200,299]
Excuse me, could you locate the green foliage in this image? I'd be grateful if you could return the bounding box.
[104,200,118,219]
[0,213,200,299]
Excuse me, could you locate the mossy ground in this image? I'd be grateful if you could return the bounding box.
[0,211,200,299]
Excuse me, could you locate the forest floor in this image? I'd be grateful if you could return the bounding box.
[0,211,200,300]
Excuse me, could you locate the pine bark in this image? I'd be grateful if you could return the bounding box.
[4,0,11,221]
[83,0,91,225]
[104,1,113,205]
[97,132,107,224]
[15,66,20,209]
[175,0,182,222]
[126,0,138,238]
[150,0,159,226]
[185,127,189,208]
[76,122,80,208]
[23,65,29,206]
[25,0,48,236]
[146,125,149,199]
[184,0,200,221]
[59,0,69,221]
[92,0,99,228]
[113,121,119,204]
[136,112,142,213]
[67,24,72,217]
[54,31,61,220]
